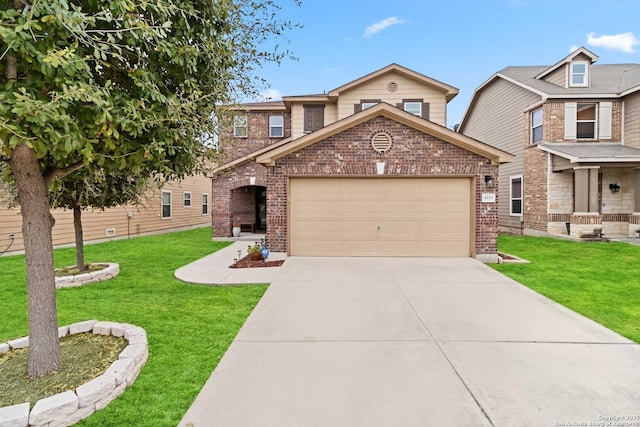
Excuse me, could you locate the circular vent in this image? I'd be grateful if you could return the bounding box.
[371,132,393,153]
[387,81,398,92]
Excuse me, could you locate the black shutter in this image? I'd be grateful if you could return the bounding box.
[354,104,362,113]
[396,103,403,109]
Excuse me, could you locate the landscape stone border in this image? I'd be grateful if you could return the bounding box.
[55,263,119,288]
[0,320,148,427]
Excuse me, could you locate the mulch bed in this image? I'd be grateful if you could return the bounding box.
[229,255,285,269]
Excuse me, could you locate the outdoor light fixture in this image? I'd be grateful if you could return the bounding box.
[609,183,621,193]
[484,175,494,188]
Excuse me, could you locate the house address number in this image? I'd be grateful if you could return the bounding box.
[481,193,496,203]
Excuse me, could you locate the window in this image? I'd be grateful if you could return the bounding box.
[510,176,522,216]
[531,108,543,143]
[202,194,208,215]
[233,115,247,138]
[570,61,588,87]
[404,101,422,116]
[576,103,597,139]
[269,115,284,137]
[183,192,191,207]
[354,99,381,113]
[304,105,324,133]
[161,191,171,219]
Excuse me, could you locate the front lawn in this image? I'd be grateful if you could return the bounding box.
[0,227,266,426]
[493,234,640,343]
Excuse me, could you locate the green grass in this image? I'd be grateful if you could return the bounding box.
[493,234,640,343]
[0,228,267,426]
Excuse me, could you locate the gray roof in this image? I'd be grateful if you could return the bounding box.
[539,143,640,162]
[500,64,640,96]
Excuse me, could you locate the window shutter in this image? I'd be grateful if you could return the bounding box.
[354,104,362,113]
[599,102,612,139]
[422,103,430,120]
[564,102,577,139]
[396,103,403,109]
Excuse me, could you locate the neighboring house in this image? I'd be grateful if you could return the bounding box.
[0,174,211,254]
[212,64,513,261]
[459,47,640,238]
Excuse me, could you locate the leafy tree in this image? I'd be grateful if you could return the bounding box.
[50,167,152,271]
[0,0,298,377]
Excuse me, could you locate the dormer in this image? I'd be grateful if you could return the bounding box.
[535,47,599,89]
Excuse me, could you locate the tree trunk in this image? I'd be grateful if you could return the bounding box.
[9,143,61,378]
[73,206,86,271]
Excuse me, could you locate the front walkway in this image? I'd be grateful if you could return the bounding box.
[178,257,640,426]
[174,240,286,285]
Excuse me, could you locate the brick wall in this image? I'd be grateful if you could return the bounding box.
[266,116,499,255]
[212,162,269,237]
[219,111,291,161]
[523,145,548,231]
[544,100,622,143]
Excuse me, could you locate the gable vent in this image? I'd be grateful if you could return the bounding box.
[387,81,398,92]
[371,132,393,154]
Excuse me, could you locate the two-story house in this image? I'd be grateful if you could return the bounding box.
[459,47,640,238]
[211,64,512,261]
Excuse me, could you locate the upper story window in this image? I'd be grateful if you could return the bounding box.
[354,99,381,113]
[361,101,378,109]
[304,105,324,133]
[404,101,422,116]
[570,61,589,87]
[576,103,597,139]
[269,115,284,137]
[233,115,248,138]
[531,108,543,143]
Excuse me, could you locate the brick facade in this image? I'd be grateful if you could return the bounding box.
[265,116,499,255]
[220,111,291,161]
[523,144,548,232]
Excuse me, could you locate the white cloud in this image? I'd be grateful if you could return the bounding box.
[363,17,406,39]
[257,88,283,102]
[586,32,639,53]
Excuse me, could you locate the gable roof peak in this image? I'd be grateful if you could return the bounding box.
[535,46,599,80]
[328,63,459,102]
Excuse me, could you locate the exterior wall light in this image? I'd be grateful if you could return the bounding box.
[484,175,494,188]
[609,183,621,193]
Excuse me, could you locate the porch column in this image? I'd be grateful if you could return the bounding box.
[574,167,599,213]
[212,184,233,237]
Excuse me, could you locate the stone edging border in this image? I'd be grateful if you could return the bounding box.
[55,263,120,288]
[0,320,148,427]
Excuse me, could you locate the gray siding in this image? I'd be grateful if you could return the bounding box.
[545,65,566,87]
[460,78,541,230]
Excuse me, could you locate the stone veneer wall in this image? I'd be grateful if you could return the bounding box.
[0,320,148,427]
[265,116,500,256]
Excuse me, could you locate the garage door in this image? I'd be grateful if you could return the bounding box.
[289,177,472,257]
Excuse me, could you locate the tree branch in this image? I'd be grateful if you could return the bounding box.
[44,162,85,187]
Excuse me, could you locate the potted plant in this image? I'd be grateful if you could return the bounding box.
[246,242,263,260]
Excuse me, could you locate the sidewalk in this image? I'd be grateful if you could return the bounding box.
[174,240,287,285]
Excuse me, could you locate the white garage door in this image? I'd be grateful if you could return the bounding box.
[289,177,472,257]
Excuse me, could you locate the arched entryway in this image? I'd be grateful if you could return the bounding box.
[231,185,267,233]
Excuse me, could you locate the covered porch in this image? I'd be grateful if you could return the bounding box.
[541,143,640,238]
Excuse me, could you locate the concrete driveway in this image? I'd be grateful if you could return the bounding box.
[179,257,640,427]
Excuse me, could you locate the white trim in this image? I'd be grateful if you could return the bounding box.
[510,175,523,216]
[569,61,589,87]
[269,114,284,138]
[403,101,422,116]
[161,191,172,219]
[233,115,248,138]
[530,107,543,144]
[183,191,192,208]
[201,193,209,216]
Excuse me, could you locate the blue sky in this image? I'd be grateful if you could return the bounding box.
[254,0,640,128]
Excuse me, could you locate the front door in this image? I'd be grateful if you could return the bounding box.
[255,187,267,231]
